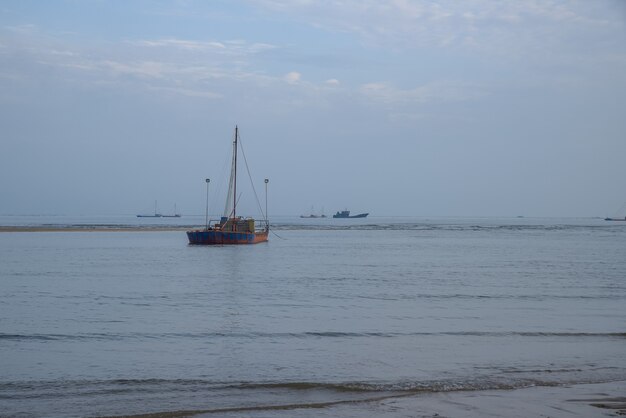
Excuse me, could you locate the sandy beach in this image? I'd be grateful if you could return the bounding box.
[375,380,626,418]
[116,381,626,417]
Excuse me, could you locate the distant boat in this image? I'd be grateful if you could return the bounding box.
[137,201,162,218]
[300,206,327,218]
[333,210,368,219]
[162,204,182,218]
[604,201,626,221]
[187,126,269,245]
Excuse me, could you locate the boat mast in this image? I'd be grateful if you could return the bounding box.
[265,178,269,228]
[233,126,238,224]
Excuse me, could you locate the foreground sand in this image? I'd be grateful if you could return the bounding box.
[118,381,626,417]
[371,380,626,418]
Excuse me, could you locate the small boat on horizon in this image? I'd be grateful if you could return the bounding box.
[604,201,626,221]
[162,204,182,218]
[137,201,162,218]
[187,126,269,245]
[300,206,327,218]
[333,210,368,219]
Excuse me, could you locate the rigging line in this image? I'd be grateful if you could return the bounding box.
[270,229,287,240]
[237,132,266,220]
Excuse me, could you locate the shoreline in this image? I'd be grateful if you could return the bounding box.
[382,380,626,418]
[113,380,626,418]
[0,226,192,232]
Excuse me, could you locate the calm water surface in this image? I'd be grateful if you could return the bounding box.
[1,217,625,417]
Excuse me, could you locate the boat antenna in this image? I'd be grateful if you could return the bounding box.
[205,178,210,230]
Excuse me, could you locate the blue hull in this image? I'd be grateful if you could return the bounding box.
[333,213,368,218]
[187,229,268,245]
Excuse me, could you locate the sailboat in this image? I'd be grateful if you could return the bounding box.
[604,201,626,221]
[137,201,162,217]
[187,126,269,245]
[162,204,182,218]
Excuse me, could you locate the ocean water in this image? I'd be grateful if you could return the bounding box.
[1,216,625,417]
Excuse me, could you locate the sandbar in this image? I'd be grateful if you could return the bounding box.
[0,225,191,232]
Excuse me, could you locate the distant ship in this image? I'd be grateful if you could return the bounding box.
[604,201,626,221]
[162,204,182,218]
[137,201,162,218]
[333,210,368,219]
[186,126,269,245]
[300,206,327,218]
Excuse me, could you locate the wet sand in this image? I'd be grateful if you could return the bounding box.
[375,380,626,418]
[114,381,626,417]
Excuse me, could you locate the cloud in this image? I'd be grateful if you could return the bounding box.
[103,60,169,78]
[2,3,621,116]
[284,71,301,84]
[147,85,222,99]
[4,24,38,34]
[251,1,623,57]
[0,26,282,99]
[359,80,484,105]
[132,39,227,51]
[130,38,278,56]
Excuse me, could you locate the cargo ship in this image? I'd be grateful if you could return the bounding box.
[162,204,181,218]
[300,206,327,218]
[137,201,162,217]
[604,202,626,221]
[333,210,368,218]
[187,126,269,245]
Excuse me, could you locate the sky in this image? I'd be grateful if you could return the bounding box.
[1,0,625,218]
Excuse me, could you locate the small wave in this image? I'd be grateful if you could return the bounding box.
[4,373,626,416]
[280,331,626,339]
[0,378,223,400]
[0,333,126,342]
[0,376,599,398]
[271,222,617,233]
[358,293,626,301]
[0,333,60,341]
[8,376,624,417]
[1,331,623,343]
[232,378,538,394]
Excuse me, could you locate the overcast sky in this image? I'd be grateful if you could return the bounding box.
[1,1,625,217]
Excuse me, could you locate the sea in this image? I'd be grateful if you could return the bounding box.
[1,215,625,417]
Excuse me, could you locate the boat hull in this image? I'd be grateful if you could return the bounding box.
[333,213,369,218]
[187,229,269,245]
